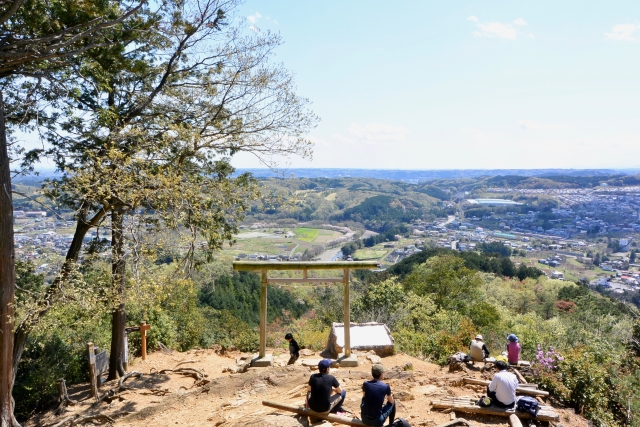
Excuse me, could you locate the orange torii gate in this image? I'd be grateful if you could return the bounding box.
[232,261,379,367]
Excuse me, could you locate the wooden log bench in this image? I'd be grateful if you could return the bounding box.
[463,359,530,366]
[263,400,366,426]
[462,378,549,397]
[431,396,560,422]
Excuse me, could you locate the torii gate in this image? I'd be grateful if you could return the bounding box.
[232,261,379,367]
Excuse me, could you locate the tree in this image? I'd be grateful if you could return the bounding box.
[0,1,143,424]
[630,250,637,264]
[480,241,511,257]
[594,252,602,266]
[352,279,406,327]
[404,255,482,312]
[26,0,316,379]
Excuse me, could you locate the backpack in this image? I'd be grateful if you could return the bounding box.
[476,396,493,407]
[516,396,540,418]
[391,418,411,427]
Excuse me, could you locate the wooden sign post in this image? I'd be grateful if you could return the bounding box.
[125,322,152,361]
[87,342,98,399]
[140,322,150,360]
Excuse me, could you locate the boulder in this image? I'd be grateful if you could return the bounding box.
[325,322,395,358]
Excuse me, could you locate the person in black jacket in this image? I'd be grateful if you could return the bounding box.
[307,359,346,414]
[285,333,300,365]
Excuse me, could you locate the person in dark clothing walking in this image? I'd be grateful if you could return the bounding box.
[285,333,300,365]
[361,364,395,426]
[306,359,346,414]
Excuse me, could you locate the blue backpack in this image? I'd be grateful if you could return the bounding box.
[516,396,540,417]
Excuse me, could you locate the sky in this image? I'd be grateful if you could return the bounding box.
[230,0,640,170]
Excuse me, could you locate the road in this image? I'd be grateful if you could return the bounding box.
[438,215,456,227]
[317,248,342,261]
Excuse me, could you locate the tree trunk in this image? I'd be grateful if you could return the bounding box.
[0,91,18,426]
[108,208,127,380]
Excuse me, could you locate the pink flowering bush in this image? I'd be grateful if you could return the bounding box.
[532,344,564,375]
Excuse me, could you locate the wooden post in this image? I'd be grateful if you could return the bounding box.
[140,322,150,360]
[259,270,268,359]
[56,378,76,405]
[56,378,67,403]
[262,400,365,427]
[87,342,98,399]
[343,268,351,357]
[509,414,524,427]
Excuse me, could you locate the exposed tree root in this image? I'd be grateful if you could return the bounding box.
[139,388,170,396]
[118,371,142,388]
[93,371,142,404]
[173,360,198,368]
[157,367,208,386]
[49,413,115,427]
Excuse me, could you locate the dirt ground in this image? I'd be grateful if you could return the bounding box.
[28,348,589,427]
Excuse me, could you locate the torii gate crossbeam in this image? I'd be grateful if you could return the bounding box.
[232,261,379,367]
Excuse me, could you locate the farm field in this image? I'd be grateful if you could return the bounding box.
[294,227,319,242]
[223,227,344,258]
[353,248,388,260]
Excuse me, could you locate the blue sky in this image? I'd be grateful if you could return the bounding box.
[231,1,640,170]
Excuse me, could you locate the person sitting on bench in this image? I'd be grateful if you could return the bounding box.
[306,359,346,414]
[469,334,490,361]
[487,360,518,409]
[506,334,521,365]
[361,364,396,426]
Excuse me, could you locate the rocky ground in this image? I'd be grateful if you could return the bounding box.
[28,348,589,427]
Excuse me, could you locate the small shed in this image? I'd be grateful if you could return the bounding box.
[326,322,394,358]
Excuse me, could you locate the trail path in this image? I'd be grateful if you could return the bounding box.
[28,349,587,427]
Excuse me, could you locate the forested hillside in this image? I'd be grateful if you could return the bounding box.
[250,177,444,224]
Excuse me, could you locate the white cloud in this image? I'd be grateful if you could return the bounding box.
[249,25,259,33]
[605,24,639,41]
[476,22,518,40]
[517,120,567,131]
[332,123,410,147]
[468,17,531,40]
[247,12,262,24]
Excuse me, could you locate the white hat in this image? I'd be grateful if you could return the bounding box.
[475,334,483,340]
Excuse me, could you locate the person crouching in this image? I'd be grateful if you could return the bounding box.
[285,333,300,365]
[361,364,396,426]
[306,359,346,414]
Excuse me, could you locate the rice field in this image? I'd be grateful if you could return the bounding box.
[295,227,320,242]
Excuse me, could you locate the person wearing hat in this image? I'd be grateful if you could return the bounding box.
[469,334,490,361]
[506,334,521,365]
[306,359,346,414]
[284,333,300,365]
[360,364,395,426]
[487,360,518,408]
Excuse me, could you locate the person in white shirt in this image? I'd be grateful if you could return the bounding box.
[487,361,518,409]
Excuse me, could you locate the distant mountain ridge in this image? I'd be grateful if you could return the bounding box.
[236,168,639,181]
[15,168,640,184]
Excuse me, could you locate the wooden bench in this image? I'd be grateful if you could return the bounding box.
[431,396,559,422]
[262,400,366,426]
[462,378,549,397]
